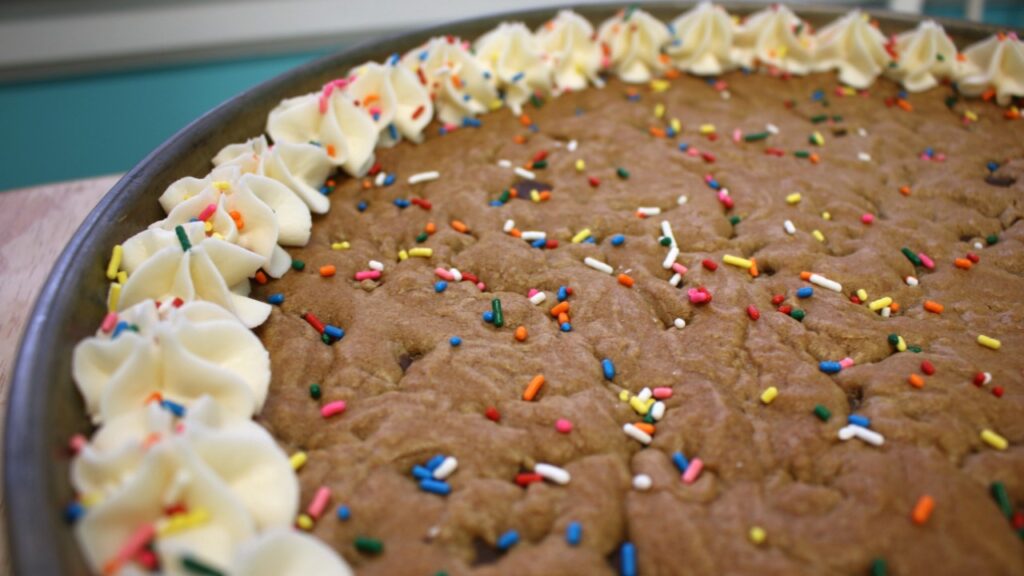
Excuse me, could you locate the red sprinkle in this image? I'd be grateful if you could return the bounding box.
[992,386,1004,398]
[532,150,549,163]
[701,151,716,163]
[973,372,986,387]
[303,312,326,334]
[485,406,501,422]
[545,239,559,249]
[778,305,793,314]
[1013,511,1024,530]
[368,162,382,177]
[410,197,432,210]
[747,305,760,321]
[702,259,718,271]
[921,360,935,375]
[411,105,425,120]
[515,473,543,487]
[966,252,980,263]
[771,294,785,306]
[588,176,601,188]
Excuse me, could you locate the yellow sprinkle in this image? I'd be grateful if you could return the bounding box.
[643,398,655,411]
[203,220,214,233]
[896,335,907,352]
[964,110,978,121]
[821,211,831,221]
[629,396,651,415]
[977,335,1001,350]
[158,509,209,537]
[650,79,670,93]
[212,181,231,192]
[331,241,350,251]
[723,254,753,269]
[211,232,224,240]
[868,297,893,311]
[856,288,868,302]
[760,387,778,405]
[290,451,308,470]
[409,247,433,258]
[117,271,128,284]
[618,390,630,402]
[670,118,681,133]
[489,100,503,111]
[699,124,716,135]
[107,283,121,313]
[654,103,665,118]
[777,45,788,59]
[785,192,802,205]
[980,429,1008,450]
[571,229,592,244]
[105,245,123,280]
[811,131,825,146]
[398,249,409,261]
[296,514,314,531]
[530,189,541,203]
[749,526,767,545]
[575,159,585,172]
[80,492,103,508]
[812,229,825,243]
[840,87,857,96]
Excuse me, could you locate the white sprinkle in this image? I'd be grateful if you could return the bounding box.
[432,456,458,480]
[514,167,536,180]
[450,268,463,282]
[529,292,547,306]
[677,195,688,205]
[857,128,868,137]
[974,241,984,250]
[839,424,885,446]
[567,139,578,152]
[719,187,729,196]
[498,159,512,168]
[534,463,571,485]
[905,276,918,287]
[809,273,842,293]
[660,221,676,246]
[408,171,440,184]
[521,231,546,241]
[673,318,686,329]
[368,260,384,272]
[766,123,779,135]
[669,273,682,287]
[662,245,680,270]
[632,474,653,491]
[784,220,796,235]
[637,206,661,216]
[426,525,441,540]
[983,372,992,385]
[721,90,731,100]
[651,401,666,421]
[375,172,387,186]
[858,152,871,162]
[623,423,652,445]
[503,219,515,233]
[881,306,891,318]
[584,257,614,275]
[637,387,652,402]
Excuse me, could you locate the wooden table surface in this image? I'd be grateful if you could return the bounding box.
[0,174,121,574]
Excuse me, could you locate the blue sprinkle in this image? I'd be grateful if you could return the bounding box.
[848,414,871,428]
[463,93,471,102]
[188,217,200,223]
[435,280,448,293]
[924,147,934,156]
[419,478,452,495]
[482,70,491,80]
[357,201,368,212]
[371,112,381,122]
[418,50,428,61]
[678,142,690,152]
[560,322,572,332]
[666,127,677,138]
[324,325,345,340]
[557,286,568,302]
[707,178,721,190]
[575,107,584,116]
[161,399,186,418]
[483,310,495,323]
[672,451,689,473]
[450,336,462,347]
[987,161,1000,172]
[394,198,411,208]
[489,200,504,207]
[319,185,331,196]
[268,293,284,305]
[531,238,546,249]
[412,465,434,480]
[602,358,616,381]
[384,173,396,186]
[566,522,582,546]
[898,90,908,99]
[112,321,130,339]
[387,124,398,141]
[528,124,539,133]
[64,502,85,524]
[819,361,842,374]
[511,71,525,83]
[387,53,399,66]
[425,454,446,471]
[620,542,637,576]
[439,126,449,136]
[337,505,351,521]
[610,234,625,246]
[796,286,814,299]
[583,237,596,244]
[497,530,520,551]
[812,89,825,101]
[463,117,482,128]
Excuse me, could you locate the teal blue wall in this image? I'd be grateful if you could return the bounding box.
[0,49,335,191]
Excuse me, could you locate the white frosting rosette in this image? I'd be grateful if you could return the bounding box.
[536,10,604,92]
[232,529,353,576]
[119,222,271,328]
[957,33,1024,106]
[597,7,671,83]
[667,1,736,75]
[73,397,299,576]
[812,10,892,89]
[266,80,378,177]
[213,136,334,215]
[886,20,958,92]
[346,59,433,146]
[474,22,554,114]
[401,36,500,125]
[732,5,815,74]
[72,299,270,427]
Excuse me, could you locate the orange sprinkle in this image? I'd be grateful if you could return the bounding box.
[538,190,552,202]
[664,68,681,80]
[451,220,469,233]
[649,126,666,138]
[550,301,570,317]
[923,300,944,314]
[899,185,912,196]
[425,222,437,234]
[800,271,812,281]
[254,270,268,285]
[633,422,656,435]
[509,228,522,238]
[617,273,635,288]
[890,302,900,313]
[362,93,380,106]
[912,495,935,525]
[896,99,914,112]
[523,374,545,401]
[514,326,528,342]
[519,114,532,127]
[513,134,527,144]
[141,432,163,449]
[954,258,973,270]
[362,178,372,189]
[956,52,967,62]
[229,210,244,230]
[809,153,820,164]
[1005,107,1021,120]
[908,374,925,389]
[557,312,570,325]
[326,144,336,157]
[749,258,759,278]
[981,88,996,102]
[319,265,336,278]
[508,189,519,198]
[144,391,163,404]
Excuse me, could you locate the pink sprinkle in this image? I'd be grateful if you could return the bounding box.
[321,401,347,418]
[308,486,332,519]
[100,312,118,333]
[839,357,855,369]
[717,191,734,209]
[68,434,88,454]
[318,78,350,113]
[652,387,673,400]
[934,153,946,162]
[671,263,688,275]
[476,282,486,291]
[354,270,381,281]
[368,106,382,116]
[687,288,709,304]
[555,419,573,434]
[732,128,742,143]
[682,458,704,484]
[917,252,935,270]
[435,268,455,281]
[861,213,874,225]
[197,203,217,222]
[111,523,156,572]
[703,174,714,183]
[713,80,727,92]
[443,123,458,133]
[527,288,539,298]
[687,147,700,157]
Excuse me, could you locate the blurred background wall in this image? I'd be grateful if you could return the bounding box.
[0,0,1021,191]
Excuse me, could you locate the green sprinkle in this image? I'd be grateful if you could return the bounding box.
[355,536,384,554]
[832,115,843,122]
[533,160,548,169]
[744,131,770,142]
[908,345,922,353]
[871,558,888,576]
[416,231,429,243]
[181,555,225,576]
[813,404,831,422]
[729,215,741,226]
[292,259,306,271]
[936,53,945,62]
[810,114,828,124]
[321,333,332,345]
[945,95,959,109]
[616,167,630,179]
[794,150,811,158]
[491,298,504,328]
[887,334,900,346]
[659,236,672,246]
[530,93,544,108]
[790,309,806,321]
[992,482,1013,518]
[174,225,192,252]
[310,384,322,400]
[986,234,999,245]
[498,189,510,203]
[900,247,922,266]
[643,412,655,424]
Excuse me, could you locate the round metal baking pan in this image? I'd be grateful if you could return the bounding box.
[4,3,1004,573]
